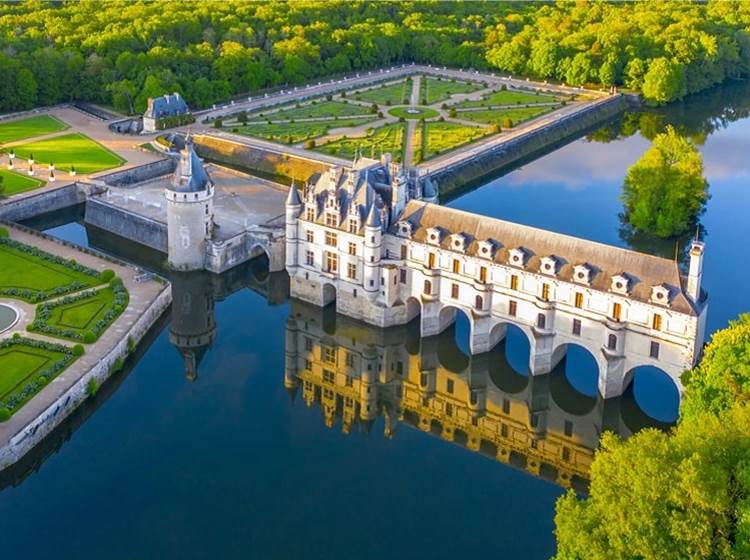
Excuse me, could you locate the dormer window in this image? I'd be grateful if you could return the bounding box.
[450,233,467,253]
[508,248,526,268]
[426,227,443,246]
[540,256,558,276]
[396,221,413,239]
[650,285,671,306]
[477,239,496,259]
[573,264,592,285]
[611,274,630,295]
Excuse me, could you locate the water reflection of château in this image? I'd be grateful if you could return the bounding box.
[285,300,671,491]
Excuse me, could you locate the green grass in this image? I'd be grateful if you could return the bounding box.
[0,169,44,196]
[388,106,439,120]
[421,77,484,105]
[457,105,559,126]
[0,242,100,301]
[316,122,406,162]
[355,81,411,105]
[423,121,489,160]
[456,89,561,109]
[258,100,372,120]
[0,338,77,417]
[0,115,68,144]
[233,116,379,143]
[5,133,125,174]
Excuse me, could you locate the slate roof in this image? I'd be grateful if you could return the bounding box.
[144,92,189,119]
[395,200,697,315]
[170,139,212,193]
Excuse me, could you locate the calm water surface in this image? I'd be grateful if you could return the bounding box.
[2,82,749,559]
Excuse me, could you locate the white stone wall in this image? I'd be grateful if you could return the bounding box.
[166,187,213,270]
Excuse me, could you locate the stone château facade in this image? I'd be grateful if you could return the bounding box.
[285,156,708,399]
[143,92,190,133]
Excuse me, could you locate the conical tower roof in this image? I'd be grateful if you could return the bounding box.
[170,135,212,193]
[365,203,381,228]
[286,181,302,205]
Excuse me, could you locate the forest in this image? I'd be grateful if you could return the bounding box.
[1,1,750,114]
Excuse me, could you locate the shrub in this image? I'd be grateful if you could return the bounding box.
[326,94,332,101]
[501,84,507,91]
[100,269,115,282]
[73,344,85,356]
[502,117,514,129]
[127,337,136,353]
[213,119,223,128]
[305,139,316,149]
[109,277,123,288]
[399,116,405,123]
[86,377,99,397]
[385,99,391,106]
[0,227,8,238]
[83,332,96,343]
[439,116,445,122]
[449,108,457,118]
[0,408,10,422]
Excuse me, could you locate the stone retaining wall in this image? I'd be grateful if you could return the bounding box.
[194,134,329,183]
[84,198,168,252]
[0,285,172,470]
[98,158,175,187]
[0,183,87,222]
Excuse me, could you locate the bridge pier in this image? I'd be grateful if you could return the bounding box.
[598,355,627,399]
[528,331,562,375]
[469,315,494,355]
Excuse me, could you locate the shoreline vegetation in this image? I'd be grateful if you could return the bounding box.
[0,1,747,116]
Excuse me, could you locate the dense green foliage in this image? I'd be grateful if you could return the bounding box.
[621,126,709,237]
[554,314,750,560]
[0,1,748,114]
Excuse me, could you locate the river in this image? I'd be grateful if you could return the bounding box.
[1,80,749,559]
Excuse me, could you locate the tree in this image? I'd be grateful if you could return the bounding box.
[554,315,750,560]
[15,68,38,110]
[642,58,686,104]
[621,126,709,237]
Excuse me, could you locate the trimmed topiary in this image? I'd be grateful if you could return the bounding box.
[100,269,115,282]
[73,344,85,356]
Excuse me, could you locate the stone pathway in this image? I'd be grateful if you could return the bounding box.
[403,76,422,166]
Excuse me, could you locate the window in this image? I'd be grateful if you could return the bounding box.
[537,313,546,329]
[305,251,314,266]
[348,242,356,255]
[509,300,517,316]
[479,266,487,284]
[445,403,453,416]
[502,398,511,414]
[323,346,336,364]
[542,283,550,301]
[607,334,617,350]
[325,252,338,273]
[323,369,335,383]
[475,295,483,310]
[424,280,432,295]
[325,231,337,247]
[574,292,583,308]
[348,220,358,233]
[304,337,313,351]
[650,341,660,359]
[347,263,357,280]
[446,379,454,394]
[612,302,622,321]
[510,274,519,290]
[572,318,582,336]
[451,283,459,299]
[562,447,571,461]
[345,375,353,387]
[652,314,662,331]
[501,424,508,437]
[306,230,314,243]
[452,259,460,274]
[399,269,407,284]
[345,352,355,367]
[305,208,315,221]
[401,245,407,260]
[305,360,312,371]
[564,420,573,437]
[428,252,436,269]
[325,212,337,227]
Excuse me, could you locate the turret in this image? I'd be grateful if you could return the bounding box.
[363,203,382,295]
[165,135,214,271]
[421,178,439,205]
[360,344,379,424]
[686,239,705,304]
[284,316,300,401]
[391,167,409,224]
[285,181,302,274]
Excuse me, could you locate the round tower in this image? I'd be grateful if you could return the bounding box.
[166,136,214,271]
[285,181,302,275]
[363,203,382,296]
[360,344,379,427]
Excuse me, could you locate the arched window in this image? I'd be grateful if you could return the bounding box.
[607,334,617,350]
[423,280,432,295]
[475,295,483,310]
[536,313,546,329]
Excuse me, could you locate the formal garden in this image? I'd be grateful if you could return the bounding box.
[0,115,68,144]
[0,169,44,197]
[0,229,129,421]
[5,132,125,174]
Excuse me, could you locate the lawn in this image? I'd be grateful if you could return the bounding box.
[421,77,484,105]
[0,169,45,196]
[6,132,126,174]
[0,239,100,301]
[0,115,68,144]
[233,116,378,144]
[423,121,489,160]
[30,284,128,342]
[355,81,411,105]
[457,105,559,126]
[457,88,561,109]
[388,106,439,120]
[316,122,406,162]
[258,100,372,120]
[0,338,77,418]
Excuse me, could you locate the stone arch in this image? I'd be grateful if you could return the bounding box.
[248,242,271,263]
[321,283,337,307]
[622,364,680,423]
[438,304,473,356]
[405,296,421,323]
[549,341,606,397]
